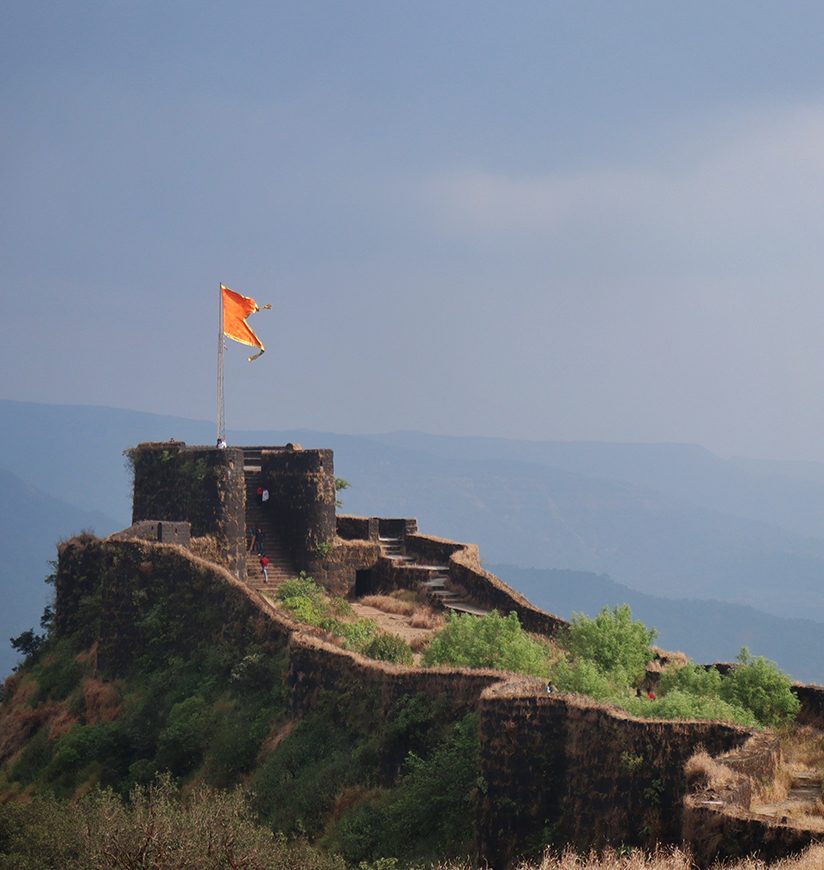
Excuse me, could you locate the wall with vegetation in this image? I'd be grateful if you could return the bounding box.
[129,442,246,578]
[288,634,501,717]
[43,536,817,867]
[477,682,751,868]
[55,536,297,678]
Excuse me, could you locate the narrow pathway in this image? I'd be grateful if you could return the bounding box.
[242,448,297,594]
[751,771,824,828]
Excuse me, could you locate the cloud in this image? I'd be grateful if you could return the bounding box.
[422,104,824,275]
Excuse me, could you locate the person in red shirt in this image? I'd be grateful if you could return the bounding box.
[260,554,269,583]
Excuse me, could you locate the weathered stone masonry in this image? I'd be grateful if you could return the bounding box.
[120,440,824,867]
[130,442,246,578]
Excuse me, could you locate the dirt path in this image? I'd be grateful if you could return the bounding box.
[349,601,438,649]
[751,769,824,829]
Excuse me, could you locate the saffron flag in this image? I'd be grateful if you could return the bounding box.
[221,283,267,361]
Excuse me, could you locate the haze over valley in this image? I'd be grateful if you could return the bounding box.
[3,398,823,682]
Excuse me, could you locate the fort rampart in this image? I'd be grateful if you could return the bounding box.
[117,442,824,867]
[53,532,824,868]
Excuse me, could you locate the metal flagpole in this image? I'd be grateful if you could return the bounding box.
[217,284,225,444]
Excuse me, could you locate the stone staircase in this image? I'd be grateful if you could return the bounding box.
[378,536,490,617]
[243,448,296,593]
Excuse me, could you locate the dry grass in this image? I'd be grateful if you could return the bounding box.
[360,594,417,616]
[438,844,824,869]
[781,799,824,827]
[409,635,431,654]
[82,677,121,724]
[685,751,739,792]
[754,763,793,805]
[782,727,824,773]
[409,607,446,630]
[46,707,78,741]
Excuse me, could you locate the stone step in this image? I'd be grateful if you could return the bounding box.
[445,602,490,617]
[432,590,459,600]
[421,578,447,588]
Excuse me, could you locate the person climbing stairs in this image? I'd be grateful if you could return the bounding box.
[242,448,297,593]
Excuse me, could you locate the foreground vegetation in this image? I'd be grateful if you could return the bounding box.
[0,775,345,870]
[3,776,823,869]
[1,565,480,866]
[0,559,807,868]
[499,845,824,870]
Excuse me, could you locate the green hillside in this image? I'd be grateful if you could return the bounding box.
[0,538,481,869]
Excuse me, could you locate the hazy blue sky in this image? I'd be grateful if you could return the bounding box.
[5,2,824,459]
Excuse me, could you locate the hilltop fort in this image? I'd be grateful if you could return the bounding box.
[5,440,824,867]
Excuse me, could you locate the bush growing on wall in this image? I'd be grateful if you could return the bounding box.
[621,689,759,727]
[563,604,657,687]
[422,611,550,677]
[363,633,414,665]
[550,657,614,699]
[719,648,800,727]
[657,663,722,698]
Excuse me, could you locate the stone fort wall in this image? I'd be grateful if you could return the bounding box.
[129,442,247,578]
[121,443,824,867]
[54,534,824,869]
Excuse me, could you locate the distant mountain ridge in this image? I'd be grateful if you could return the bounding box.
[3,398,824,680]
[491,563,824,684]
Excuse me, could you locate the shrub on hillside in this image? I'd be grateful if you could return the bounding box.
[277,573,328,625]
[719,648,800,727]
[658,663,723,698]
[276,575,413,665]
[422,611,550,677]
[155,695,212,776]
[549,657,614,700]
[329,713,479,864]
[0,774,346,870]
[339,618,378,653]
[621,689,759,727]
[362,633,414,665]
[563,605,656,686]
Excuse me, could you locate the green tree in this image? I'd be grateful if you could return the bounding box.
[658,663,722,698]
[564,604,656,686]
[719,648,800,727]
[549,657,614,699]
[422,611,549,677]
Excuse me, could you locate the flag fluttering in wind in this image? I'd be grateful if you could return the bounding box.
[220,283,269,361]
